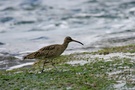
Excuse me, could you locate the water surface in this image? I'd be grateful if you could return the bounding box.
[0,0,135,70]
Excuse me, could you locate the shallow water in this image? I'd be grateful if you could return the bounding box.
[0,0,135,69]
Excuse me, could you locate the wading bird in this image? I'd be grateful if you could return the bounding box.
[24,36,83,72]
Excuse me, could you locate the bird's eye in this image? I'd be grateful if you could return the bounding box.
[65,36,72,41]
[68,38,72,40]
[68,37,71,39]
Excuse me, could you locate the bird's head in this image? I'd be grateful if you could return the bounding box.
[64,36,83,45]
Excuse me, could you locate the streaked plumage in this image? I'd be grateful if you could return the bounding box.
[23,36,83,72]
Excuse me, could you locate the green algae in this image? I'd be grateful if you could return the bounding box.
[0,44,135,90]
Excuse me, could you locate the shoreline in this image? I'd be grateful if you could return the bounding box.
[0,44,135,89]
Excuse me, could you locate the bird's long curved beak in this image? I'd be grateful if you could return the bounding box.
[72,39,84,45]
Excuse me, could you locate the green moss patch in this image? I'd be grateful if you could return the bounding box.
[91,44,135,55]
[0,44,135,90]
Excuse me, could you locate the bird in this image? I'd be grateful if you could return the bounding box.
[23,36,83,72]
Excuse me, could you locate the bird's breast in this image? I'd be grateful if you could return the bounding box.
[53,46,65,56]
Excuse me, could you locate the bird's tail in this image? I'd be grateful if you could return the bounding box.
[23,52,37,60]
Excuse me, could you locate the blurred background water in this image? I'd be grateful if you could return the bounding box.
[0,0,135,70]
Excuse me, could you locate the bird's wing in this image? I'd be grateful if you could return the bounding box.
[39,44,56,51]
[35,44,60,58]
[24,44,60,59]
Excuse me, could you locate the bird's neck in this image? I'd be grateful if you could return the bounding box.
[62,41,69,49]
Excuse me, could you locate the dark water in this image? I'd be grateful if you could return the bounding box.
[0,0,135,70]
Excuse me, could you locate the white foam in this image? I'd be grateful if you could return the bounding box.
[89,53,135,61]
[6,62,34,71]
[113,81,126,89]
[66,60,88,66]
[107,70,122,76]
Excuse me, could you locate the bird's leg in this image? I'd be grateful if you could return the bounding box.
[52,62,57,69]
[51,60,58,70]
[41,60,49,73]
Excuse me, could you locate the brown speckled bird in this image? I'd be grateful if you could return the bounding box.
[24,36,83,72]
